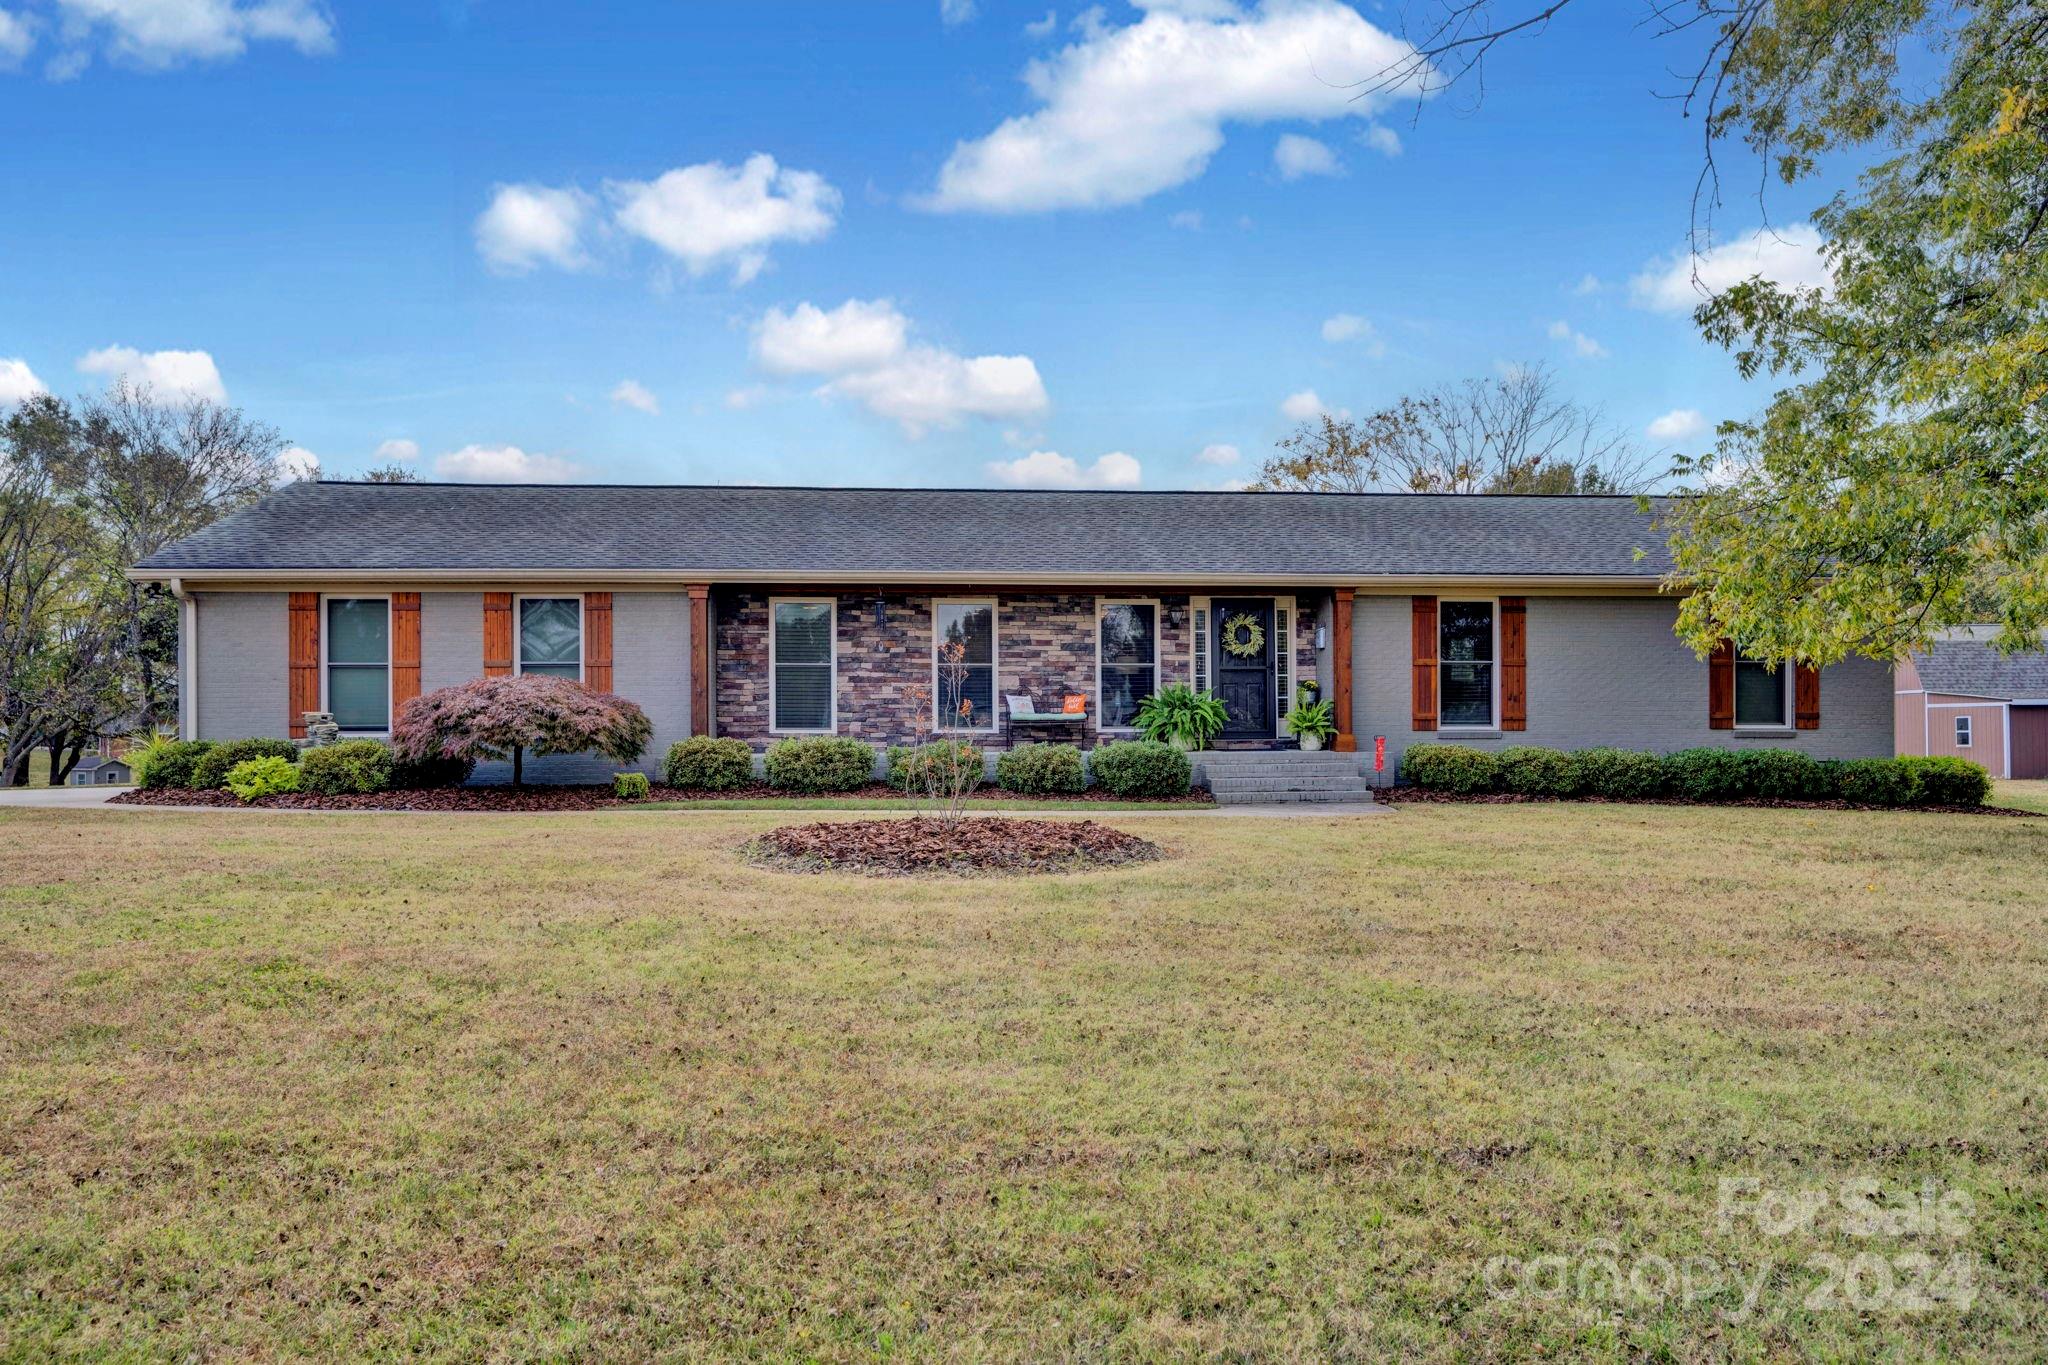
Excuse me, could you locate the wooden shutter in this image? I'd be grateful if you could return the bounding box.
[1500,596,1527,731]
[483,593,513,676]
[1411,596,1438,731]
[584,592,614,692]
[1708,638,1736,730]
[1794,663,1820,730]
[391,592,421,715]
[288,592,320,739]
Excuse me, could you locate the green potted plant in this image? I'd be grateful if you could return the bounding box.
[1133,684,1230,751]
[1285,685,1336,751]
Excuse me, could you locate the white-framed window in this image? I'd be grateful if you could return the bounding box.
[1097,599,1160,731]
[1438,599,1498,729]
[322,596,391,734]
[1275,599,1294,730]
[1955,714,1973,748]
[933,598,997,731]
[769,597,836,733]
[517,596,583,680]
[1734,651,1791,728]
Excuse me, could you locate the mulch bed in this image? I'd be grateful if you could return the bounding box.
[109,782,1213,813]
[1371,786,2041,817]
[745,817,1164,877]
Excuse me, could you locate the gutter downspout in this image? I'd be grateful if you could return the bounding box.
[173,580,196,742]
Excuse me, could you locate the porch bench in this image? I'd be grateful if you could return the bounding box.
[1006,695,1088,738]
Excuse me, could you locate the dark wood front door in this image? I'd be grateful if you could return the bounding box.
[1212,598,1274,740]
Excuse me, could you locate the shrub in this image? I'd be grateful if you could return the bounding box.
[298,739,394,795]
[663,736,754,791]
[137,739,215,790]
[1400,743,1500,795]
[388,751,474,790]
[225,755,300,802]
[1495,745,1577,797]
[1659,747,1750,802]
[887,739,985,794]
[613,771,651,801]
[1730,748,1829,801]
[764,736,876,792]
[193,738,299,791]
[1132,685,1230,749]
[1565,747,1663,800]
[1835,757,1915,807]
[391,675,652,785]
[1897,755,1991,807]
[1089,740,1192,799]
[997,742,1085,796]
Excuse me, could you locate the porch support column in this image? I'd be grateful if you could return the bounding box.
[688,584,712,737]
[1331,587,1356,753]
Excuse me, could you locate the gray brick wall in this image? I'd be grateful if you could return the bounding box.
[190,589,690,782]
[193,592,289,739]
[1354,593,1895,777]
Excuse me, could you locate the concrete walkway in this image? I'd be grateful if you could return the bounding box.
[0,787,1386,817]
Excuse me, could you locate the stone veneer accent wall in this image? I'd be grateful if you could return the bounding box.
[715,590,1195,749]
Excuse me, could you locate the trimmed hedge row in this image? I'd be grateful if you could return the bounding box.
[137,736,473,794]
[665,736,1194,799]
[1401,743,1990,808]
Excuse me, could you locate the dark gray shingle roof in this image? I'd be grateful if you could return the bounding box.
[136,481,1675,578]
[1914,634,2048,699]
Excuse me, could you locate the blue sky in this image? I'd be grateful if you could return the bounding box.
[0,0,1837,489]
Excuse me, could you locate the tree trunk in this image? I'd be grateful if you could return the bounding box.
[130,580,157,732]
[51,734,84,785]
[512,745,524,787]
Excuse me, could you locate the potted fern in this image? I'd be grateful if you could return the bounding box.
[1284,685,1336,751]
[1133,684,1230,751]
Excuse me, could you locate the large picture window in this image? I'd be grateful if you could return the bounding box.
[325,597,390,732]
[771,598,835,732]
[518,597,582,680]
[1734,652,1788,727]
[934,600,995,730]
[1439,600,1496,728]
[1098,601,1158,729]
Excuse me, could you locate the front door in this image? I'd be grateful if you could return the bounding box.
[1212,598,1274,740]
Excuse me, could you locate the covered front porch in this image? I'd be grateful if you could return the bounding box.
[695,585,1361,753]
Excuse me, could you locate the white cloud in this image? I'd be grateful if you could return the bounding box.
[1360,123,1401,157]
[1546,319,1607,359]
[475,184,594,274]
[608,379,659,415]
[1274,132,1342,181]
[42,0,332,70]
[1024,8,1058,37]
[985,449,1141,488]
[275,446,320,482]
[751,298,1048,435]
[923,0,1422,212]
[0,357,45,406]
[941,0,976,25]
[1572,272,1603,296]
[1168,208,1203,230]
[724,384,769,411]
[753,299,910,376]
[1647,408,1708,442]
[1631,224,1832,313]
[608,154,839,285]
[0,8,34,66]
[1196,442,1239,465]
[433,443,585,484]
[1280,388,1345,422]
[76,345,226,402]
[1320,312,1369,343]
[373,437,419,463]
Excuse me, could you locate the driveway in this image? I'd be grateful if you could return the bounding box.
[0,786,128,809]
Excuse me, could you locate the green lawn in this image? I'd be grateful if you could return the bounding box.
[2,803,2044,1359]
[1992,779,2048,815]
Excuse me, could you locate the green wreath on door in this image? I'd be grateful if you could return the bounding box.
[1220,612,1265,659]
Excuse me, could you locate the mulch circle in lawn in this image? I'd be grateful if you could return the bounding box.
[745,817,1165,877]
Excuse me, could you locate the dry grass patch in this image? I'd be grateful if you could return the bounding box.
[1,804,2045,1359]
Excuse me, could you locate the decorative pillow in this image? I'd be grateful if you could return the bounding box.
[1062,694,1086,714]
[1005,693,1036,716]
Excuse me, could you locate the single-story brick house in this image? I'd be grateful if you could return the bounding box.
[1895,628,2048,779]
[129,481,1895,784]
